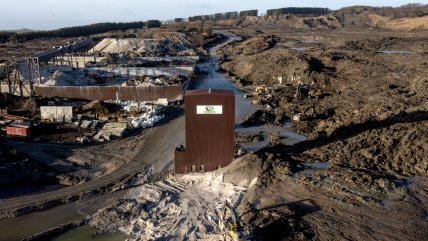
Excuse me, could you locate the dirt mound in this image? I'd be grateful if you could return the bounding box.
[91,38,193,56]
[81,100,121,117]
[220,47,310,85]
[0,93,36,117]
[369,14,428,30]
[42,70,84,86]
[238,15,342,30]
[216,27,428,240]
[233,36,278,55]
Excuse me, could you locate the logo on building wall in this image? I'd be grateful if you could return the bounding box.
[205,106,215,112]
[197,105,223,114]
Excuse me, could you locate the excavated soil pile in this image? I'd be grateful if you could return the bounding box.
[216,25,428,240]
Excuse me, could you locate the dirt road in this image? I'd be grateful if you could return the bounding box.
[0,109,185,218]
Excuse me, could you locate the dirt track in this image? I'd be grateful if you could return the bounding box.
[0,109,184,219]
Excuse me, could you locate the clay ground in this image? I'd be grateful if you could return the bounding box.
[213,25,428,240]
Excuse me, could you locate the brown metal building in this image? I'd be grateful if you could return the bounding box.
[175,89,235,173]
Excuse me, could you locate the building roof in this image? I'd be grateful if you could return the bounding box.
[185,88,234,96]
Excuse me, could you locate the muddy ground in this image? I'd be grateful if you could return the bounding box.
[1,11,428,240]
[214,24,428,240]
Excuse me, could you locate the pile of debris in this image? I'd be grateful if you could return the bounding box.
[91,38,195,56]
[122,75,186,86]
[42,70,87,86]
[93,122,129,142]
[129,110,165,129]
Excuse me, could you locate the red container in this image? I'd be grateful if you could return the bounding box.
[6,126,30,137]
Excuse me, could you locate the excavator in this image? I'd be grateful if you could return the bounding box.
[87,73,107,84]
[255,85,269,94]
[220,197,251,241]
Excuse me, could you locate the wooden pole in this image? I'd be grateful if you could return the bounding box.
[17,65,23,97]
[6,65,12,94]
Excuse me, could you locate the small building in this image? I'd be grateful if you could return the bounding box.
[6,120,32,137]
[175,89,235,173]
[40,106,73,123]
[239,10,258,17]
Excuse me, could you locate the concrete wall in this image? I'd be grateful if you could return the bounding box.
[0,82,31,96]
[92,66,195,77]
[52,56,106,68]
[34,85,184,102]
[40,106,73,122]
[137,56,200,63]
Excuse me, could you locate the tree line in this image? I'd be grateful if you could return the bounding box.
[371,3,428,19]
[0,21,154,43]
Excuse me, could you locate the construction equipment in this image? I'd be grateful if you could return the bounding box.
[229,222,239,241]
[87,73,107,83]
[255,85,269,94]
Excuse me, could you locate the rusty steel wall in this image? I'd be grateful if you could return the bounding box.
[175,89,235,174]
[34,85,183,102]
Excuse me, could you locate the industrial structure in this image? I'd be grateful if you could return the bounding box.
[175,89,235,174]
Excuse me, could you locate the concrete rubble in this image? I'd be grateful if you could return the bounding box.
[93,122,129,141]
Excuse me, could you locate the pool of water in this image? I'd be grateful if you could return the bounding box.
[0,183,67,199]
[376,50,415,54]
[290,47,305,52]
[48,225,128,241]
[0,190,128,241]
[194,32,257,123]
[300,162,330,169]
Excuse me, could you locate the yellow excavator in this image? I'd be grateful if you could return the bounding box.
[255,85,269,94]
[229,222,239,240]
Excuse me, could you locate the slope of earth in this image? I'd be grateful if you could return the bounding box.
[214,27,428,240]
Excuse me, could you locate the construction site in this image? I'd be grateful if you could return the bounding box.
[0,3,428,241]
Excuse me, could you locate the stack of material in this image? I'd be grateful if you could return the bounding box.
[94,122,128,141]
[130,111,164,129]
[80,120,93,129]
[90,38,191,56]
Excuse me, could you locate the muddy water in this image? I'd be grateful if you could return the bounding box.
[0,190,128,241]
[197,32,306,152]
[194,33,255,123]
[48,225,128,241]
[0,202,82,241]
[236,124,306,152]
[0,183,66,199]
[376,50,415,54]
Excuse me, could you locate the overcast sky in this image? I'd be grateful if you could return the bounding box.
[0,0,426,30]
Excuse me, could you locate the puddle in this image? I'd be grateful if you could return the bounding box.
[300,162,330,169]
[381,200,394,208]
[299,40,319,43]
[293,170,314,178]
[48,225,128,241]
[376,50,415,54]
[236,124,306,143]
[424,209,428,221]
[0,183,67,199]
[293,162,329,178]
[392,179,409,186]
[236,124,306,152]
[290,48,305,52]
